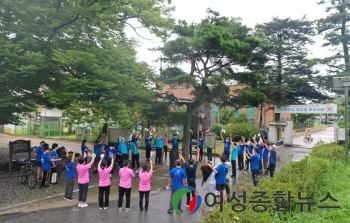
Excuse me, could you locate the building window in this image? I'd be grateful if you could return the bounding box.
[247,107,255,119]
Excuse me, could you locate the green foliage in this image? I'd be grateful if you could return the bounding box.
[158,9,270,158]
[212,123,259,141]
[254,17,329,106]
[229,114,248,124]
[218,107,234,125]
[318,0,350,74]
[0,0,174,125]
[202,143,346,223]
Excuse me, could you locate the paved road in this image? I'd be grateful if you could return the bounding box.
[0,128,334,222]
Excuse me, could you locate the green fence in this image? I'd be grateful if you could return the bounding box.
[5,119,101,142]
[5,121,185,145]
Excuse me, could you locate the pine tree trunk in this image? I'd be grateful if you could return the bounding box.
[181,109,192,160]
[341,18,350,72]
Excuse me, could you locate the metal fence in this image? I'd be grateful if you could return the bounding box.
[4,119,101,142]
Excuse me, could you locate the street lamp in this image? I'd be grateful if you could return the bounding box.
[333,76,350,163]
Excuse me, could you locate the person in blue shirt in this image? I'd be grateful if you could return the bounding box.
[119,131,128,167]
[81,140,93,163]
[93,134,106,173]
[179,149,200,207]
[237,140,245,170]
[41,144,61,188]
[131,131,141,148]
[198,132,205,162]
[167,159,188,214]
[145,133,153,161]
[189,130,194,159]
[247,147,261,186]
[256,141,264,172]
[104,144,117,177]
[64,148,76,200]
[171,134,180,150]
[115,143,122,169]
[262,143,270,175]
[128,141,140,169]
[50,143,59,185]
[230,143,238,178]
[35,140,45,181]
[155,135,163,165]
[208,155,228,203]
[220,132,232,160]
[266,144,278,178]
[245,140,253,171]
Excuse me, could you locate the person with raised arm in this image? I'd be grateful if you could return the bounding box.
[64,148,76,201]
[198,131,205,162]
[77,152,96,207]
[138,159,153,212]
[163,130,169,162]
[118,160,136,213]
[119,131,128,166]
[145,130,153,161]
[97,153,114,209]
[81,140,93,163]
[155,134,163,165]
[230,142,238,178]
[220,132,232,160]
[93,133,107,173]
[246,147,261,186]
[179,149,200,208]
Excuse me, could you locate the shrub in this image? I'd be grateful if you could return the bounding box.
[202,143,345,223]
[212,123,259,142]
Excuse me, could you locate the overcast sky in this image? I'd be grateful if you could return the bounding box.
[126,0,331,74]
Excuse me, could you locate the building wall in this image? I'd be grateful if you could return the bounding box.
[237,107,291,128]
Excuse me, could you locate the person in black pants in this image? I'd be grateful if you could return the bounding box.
[155,135,163,164]
[237,140,245,170]
[118,160,136,212]
[220,132,232,161]
[179,149,200,207]
[246,147,261,186]
[41,144,61,188]
[145,134,153,161]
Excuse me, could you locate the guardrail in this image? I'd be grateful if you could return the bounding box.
[304,125,327,133]
[280,125,327,139]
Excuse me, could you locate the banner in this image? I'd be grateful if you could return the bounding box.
[275,104,337,114]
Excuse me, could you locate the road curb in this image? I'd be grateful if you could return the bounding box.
[0,178,172,213]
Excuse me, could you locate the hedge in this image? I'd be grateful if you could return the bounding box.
[202,143,345,223]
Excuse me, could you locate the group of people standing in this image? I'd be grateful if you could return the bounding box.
[60,133,154,212]
[35,128,279,215]
[222,133,278,187]
[35,141,62,189]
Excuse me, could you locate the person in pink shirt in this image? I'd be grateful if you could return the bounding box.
[118,160,136,212]
[98,154,114,210]
[138,159,153,212]
[76,153,95,208]
[163,132,168,162]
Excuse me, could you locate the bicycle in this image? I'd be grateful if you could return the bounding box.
[20,160,38,189]
[303,136,313,143]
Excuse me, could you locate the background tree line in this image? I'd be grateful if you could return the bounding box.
[0,0,349,157]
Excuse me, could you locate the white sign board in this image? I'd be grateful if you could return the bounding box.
[205,132,215,148]
[275,104,337,114]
